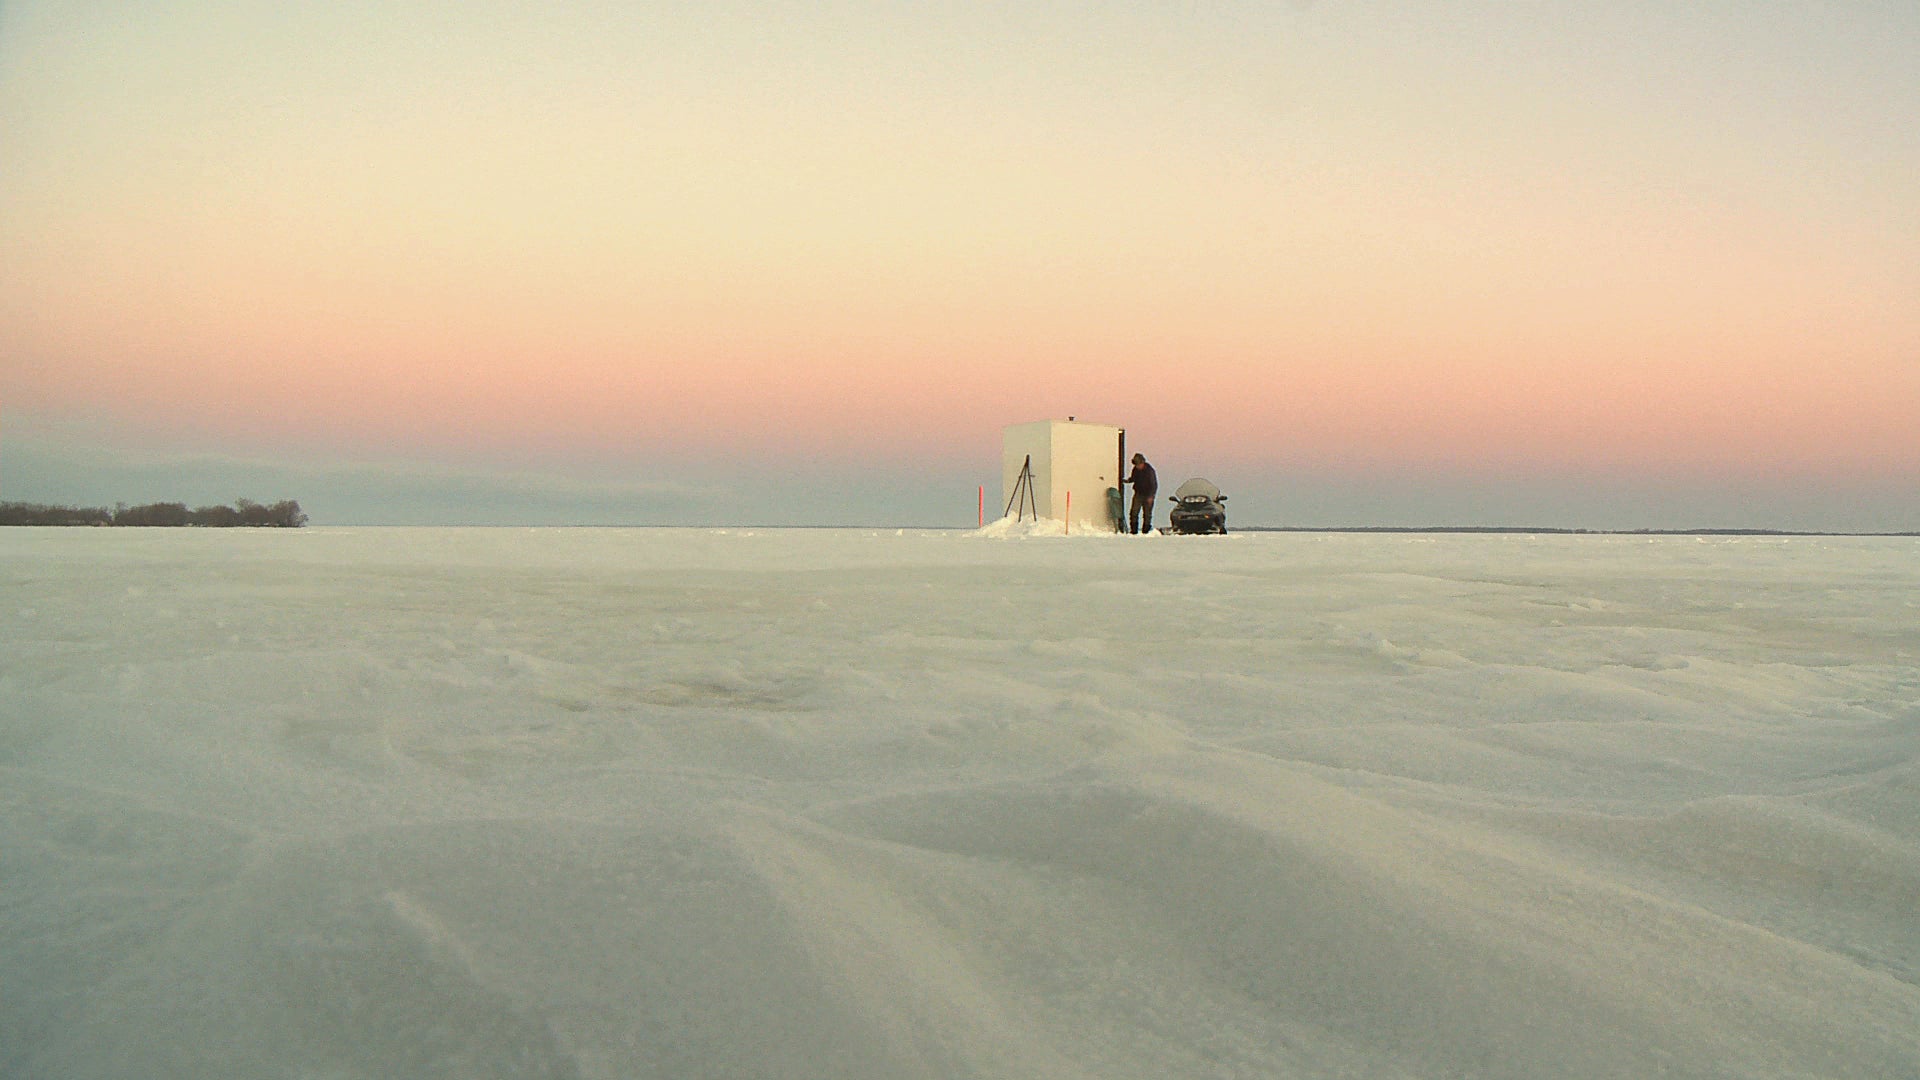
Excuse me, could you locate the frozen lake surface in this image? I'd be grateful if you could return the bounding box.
[5,526,1919,1078]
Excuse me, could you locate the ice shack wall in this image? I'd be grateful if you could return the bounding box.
[1001,421,1123,531]
[1046,423,1123,532]
[1001,422,1054,521]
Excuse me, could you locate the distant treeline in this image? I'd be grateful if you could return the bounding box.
[0,499,308,528]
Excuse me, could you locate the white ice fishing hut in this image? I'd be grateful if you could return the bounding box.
[1001,419,1126,532]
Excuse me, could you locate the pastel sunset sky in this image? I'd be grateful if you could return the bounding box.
[4,2,1916,527]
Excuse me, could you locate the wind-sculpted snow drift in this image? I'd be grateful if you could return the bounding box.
[4,526,1918,1078]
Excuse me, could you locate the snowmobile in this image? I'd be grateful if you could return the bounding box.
[1165,478,1228,535]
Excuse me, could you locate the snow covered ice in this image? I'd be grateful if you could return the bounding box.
[4,525,1918,1079]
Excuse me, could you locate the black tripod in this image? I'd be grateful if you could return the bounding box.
[1004,455,1040,522]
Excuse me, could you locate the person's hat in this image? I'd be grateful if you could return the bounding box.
[1131,453,1145,463]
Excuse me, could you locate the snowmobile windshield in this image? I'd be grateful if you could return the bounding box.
[1172,478,1221,503]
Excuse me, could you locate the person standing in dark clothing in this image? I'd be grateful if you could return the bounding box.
[1124,453,1158,534]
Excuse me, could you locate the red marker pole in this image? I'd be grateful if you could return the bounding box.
[978,486,984,528]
